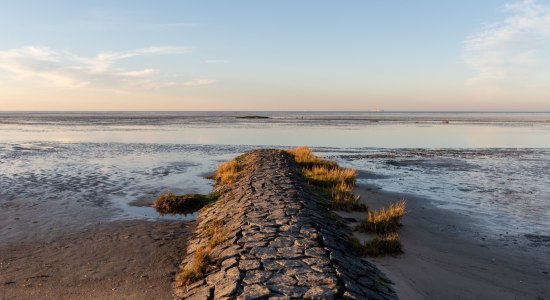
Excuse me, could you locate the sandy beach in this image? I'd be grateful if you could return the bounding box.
[0,220,193,300]
[348,183,550,299]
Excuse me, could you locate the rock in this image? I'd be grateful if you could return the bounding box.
[243,270,272,285]
[238,284,271,300]
[266,273,297,286]
[268,285,309,298]
[304,247,326,258]
[239,259,261,271]
[214,280,238,298]
[221,257,239,270]
[304,286,337,299]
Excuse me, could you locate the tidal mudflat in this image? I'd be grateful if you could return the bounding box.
[1,112,549,298]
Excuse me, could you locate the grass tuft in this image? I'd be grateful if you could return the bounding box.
[204,219,228,248]
[214,160,239,185]
[303,166,356,187]
[152,192,218,214]
[349,233,403,256]
[177,247,212,286]
[214,155,246,186]
[287,146,364,212]
[330,181,367,211]
[357,199,406,234]
[287,146,338,169]
[176,219,229,286]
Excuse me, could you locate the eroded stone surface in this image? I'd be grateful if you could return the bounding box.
[173,149,397,299]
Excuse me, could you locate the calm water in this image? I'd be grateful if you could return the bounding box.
[1,111,549,240]
[1,111,550,147]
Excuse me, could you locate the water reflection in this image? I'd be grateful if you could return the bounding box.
[2,123,550,148]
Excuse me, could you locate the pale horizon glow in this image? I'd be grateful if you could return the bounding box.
[1,0,550,111]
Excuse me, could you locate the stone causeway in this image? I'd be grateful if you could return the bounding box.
[174,149,397,299]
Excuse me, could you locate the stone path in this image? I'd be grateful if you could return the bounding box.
[174,149,397,299]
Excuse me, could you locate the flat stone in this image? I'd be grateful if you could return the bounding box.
[260,226,279,234]
[262,259,285,271]
[293,238,316,247]
[271,209,286,218]
[283,267,309,276]
[205,270,225,285]
[268,285,308,298]
[219,246,242,260]
[239,259,261,271]
[251,247,279,260]
[302,257,331,267]
[243,270,272,285]
[268,296,291,300]
[268,237,294,248]
[342,291,360,300]
[276,259,307,269]
[275,219,290,226]
[225,266,241,281]
[185,278,206,290]
[222,257,239,270]
[182,286,213,300]
[243,241,268,249]
[304,247,326,257]
[344,280,371,298]
[311,264,334,273]
[215,279,238,298]
[238,284,271,300]
[266,273,297,286]
[304,286,337,299]
[356,275,375,289]
[276,246,303,255]
[295,272,338,288]
[242,233,270,243]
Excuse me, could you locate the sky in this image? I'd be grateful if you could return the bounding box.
[0,0,549,111]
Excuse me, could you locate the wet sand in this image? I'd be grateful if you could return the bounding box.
[0,220,193,300]
[345,184,550,299]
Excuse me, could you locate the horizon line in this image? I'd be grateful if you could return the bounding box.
[1,110,550,113]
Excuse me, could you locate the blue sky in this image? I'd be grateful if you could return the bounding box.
[0,0,549,110]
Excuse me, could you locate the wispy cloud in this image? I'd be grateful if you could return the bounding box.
[0,46,188,89]
[462,0,550,86]
[114,68,158,77]
[183,79,217,86]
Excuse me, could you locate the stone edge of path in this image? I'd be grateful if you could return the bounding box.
[173,149,397,300]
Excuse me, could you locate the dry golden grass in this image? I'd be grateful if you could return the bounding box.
[349,233,402,256]
[330,181,367,211]
[303,166,357,187]
[357,199,406,234]
[287,146,337,168]
[287,146,364,212]
[214,160,239,185]
[177,247,212,286]
[152,192,218,214]
[177,218,230,286]
[205,219,227,248]
[214,154,246,186]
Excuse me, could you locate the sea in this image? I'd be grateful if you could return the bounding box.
[1,111,549,243]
